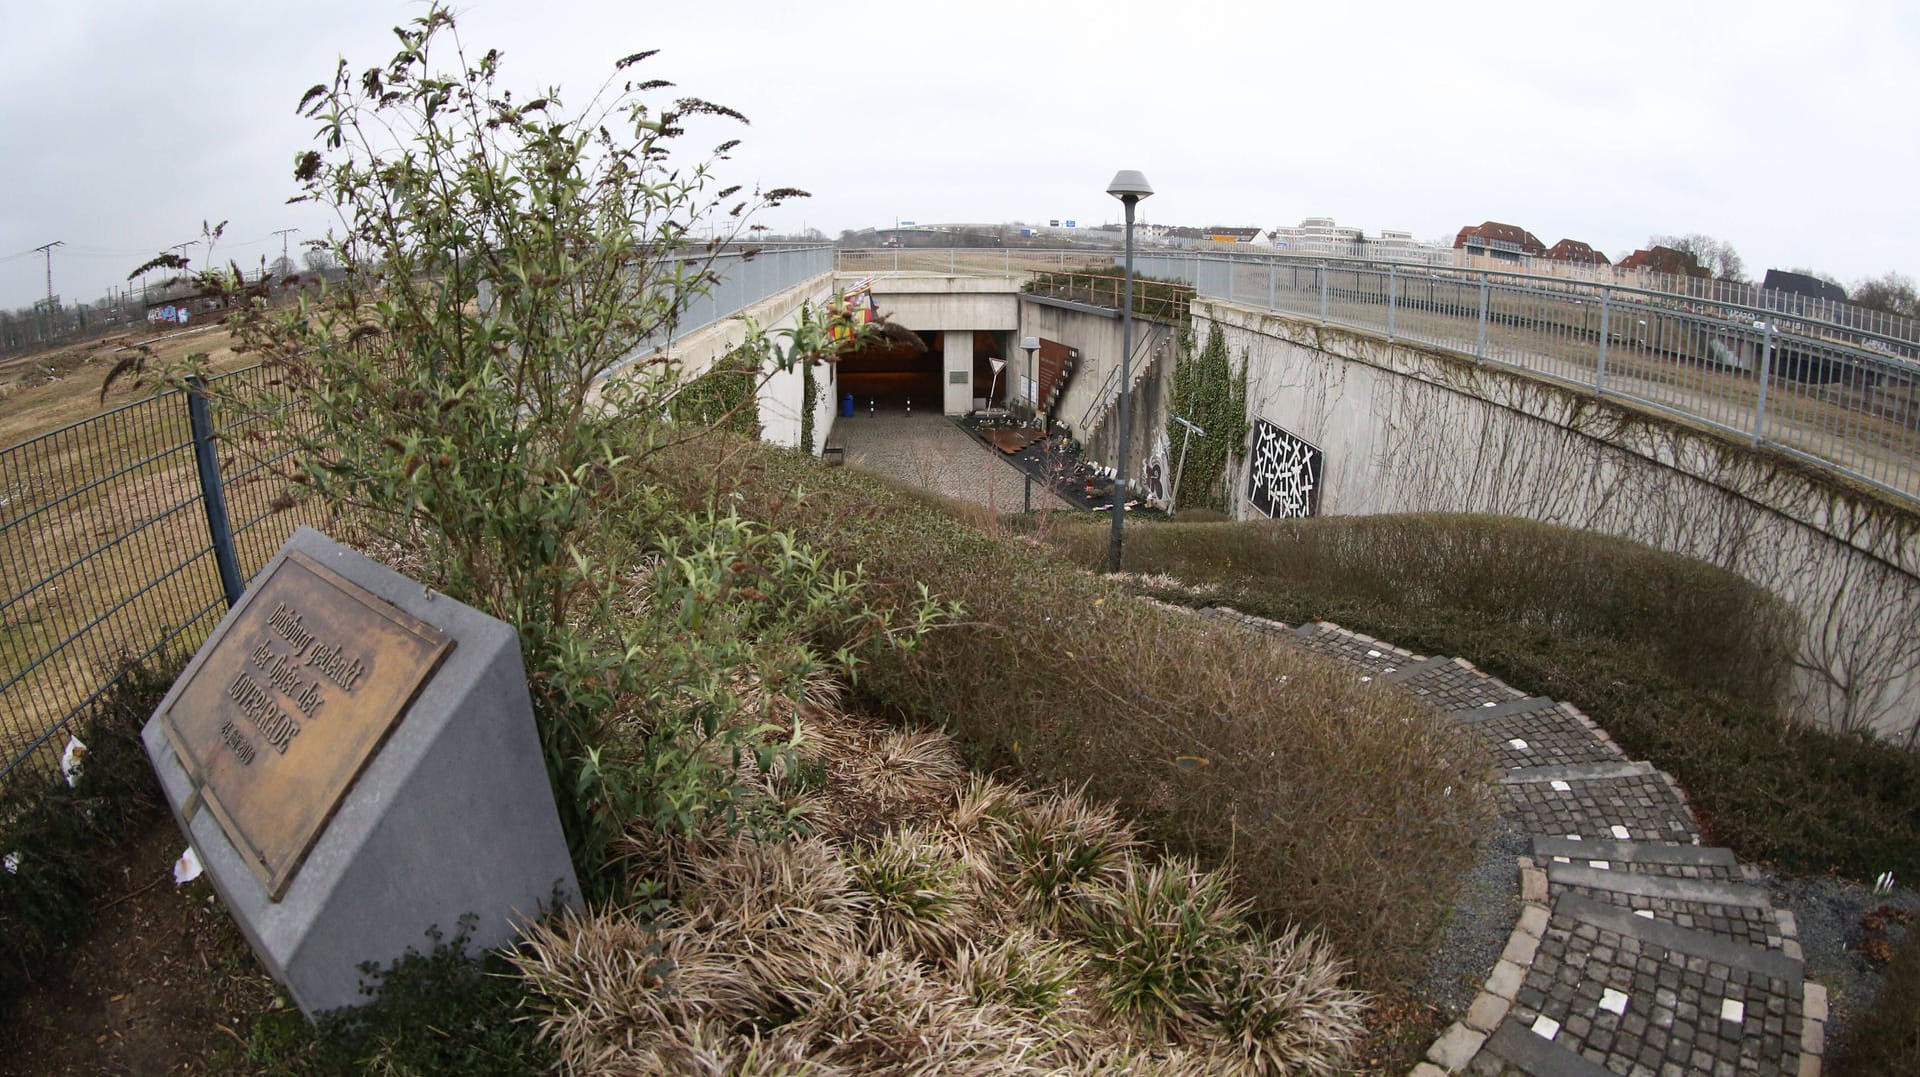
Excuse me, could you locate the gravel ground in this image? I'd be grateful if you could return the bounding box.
[1766,871,1918,1052]
[1414,820,1530,1015]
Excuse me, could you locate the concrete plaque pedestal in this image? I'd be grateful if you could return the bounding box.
[143,526,578,1017]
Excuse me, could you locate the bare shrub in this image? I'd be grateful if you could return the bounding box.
[654,437,1494,985]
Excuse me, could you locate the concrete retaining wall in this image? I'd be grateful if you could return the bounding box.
[1201,300,1920,743]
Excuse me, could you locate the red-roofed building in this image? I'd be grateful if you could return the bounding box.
[1454,221,1546,262]
[1616,245,1708,278]
[1545,239,1610,267]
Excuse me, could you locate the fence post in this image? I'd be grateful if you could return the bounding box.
[187,376,245,610]
[1596,288,1611,395]
[1319,263,1329,324]
[1753,320,1774,445]
[1387,266,1398,340]
[1267,258,1276,310]
[1476,273,1489,359]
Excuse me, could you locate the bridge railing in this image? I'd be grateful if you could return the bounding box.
[1132,252,1920,505]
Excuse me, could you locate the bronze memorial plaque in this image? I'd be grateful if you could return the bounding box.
[158,551,453,900]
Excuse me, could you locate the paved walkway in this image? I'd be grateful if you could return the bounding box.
[1197,609,1826,1077]
[835,410,1069,512]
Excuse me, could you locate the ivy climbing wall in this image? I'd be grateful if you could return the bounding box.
[1203,301,1920,744]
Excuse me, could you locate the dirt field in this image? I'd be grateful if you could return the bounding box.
[0,821,284,1076]
[1,324,249,451]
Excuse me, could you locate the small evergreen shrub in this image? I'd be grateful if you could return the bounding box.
[0,657,175,1012]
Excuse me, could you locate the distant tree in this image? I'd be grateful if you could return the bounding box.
[269,254,299,281]
[300,247,337,275]
[1851,272,1919,319]
[1650,233,1746,282]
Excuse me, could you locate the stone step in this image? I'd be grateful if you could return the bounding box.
[1452,695,1559,723]
[1500,893,1806,1076]
[1477,1014,1623,1077]
[1467,701,1630,771]
[1532,835,1745,882]
[1382,655,1530,712]
[1498,765,1701,844]
[1547,861,1794,954]
[1285,620,1422,677]
[1547,861,1769,909]
[1192,606,1293,640]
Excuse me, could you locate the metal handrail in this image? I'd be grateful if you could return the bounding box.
[1079,324,1166,434]
[1157,254,1920,505]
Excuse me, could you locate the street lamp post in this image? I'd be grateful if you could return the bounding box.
[1105,169,1152,573]
[1020,335,1040,512]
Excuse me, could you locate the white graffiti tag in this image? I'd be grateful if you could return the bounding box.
[1247,419,1321,518]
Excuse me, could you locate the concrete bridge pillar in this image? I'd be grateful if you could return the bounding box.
[944,331,974,416]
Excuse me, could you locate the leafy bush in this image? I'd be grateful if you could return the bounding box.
[1833,921,1920,1076]
[1163,322,1249,514]
[0,657,175,1012]
[1049,513,1920,881]
[248,918,554,1076]
[116,4,935,893]
[652,437,1494,985]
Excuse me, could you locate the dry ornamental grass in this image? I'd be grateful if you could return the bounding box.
[515,711,1371,1076]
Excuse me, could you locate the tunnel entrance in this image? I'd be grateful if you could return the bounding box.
[837,330,940,414]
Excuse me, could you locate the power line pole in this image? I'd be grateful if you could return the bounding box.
[273,228,298,268]
[33,240,64,310]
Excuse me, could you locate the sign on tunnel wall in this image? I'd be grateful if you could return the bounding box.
[1246,418,1323,519]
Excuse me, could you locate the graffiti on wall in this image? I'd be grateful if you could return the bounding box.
[1246,418,1323,518]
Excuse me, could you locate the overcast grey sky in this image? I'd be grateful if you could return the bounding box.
[2,0,1915,311]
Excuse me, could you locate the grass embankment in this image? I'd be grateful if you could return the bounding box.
[1042,513,1920,885]
[654,439,1494,987]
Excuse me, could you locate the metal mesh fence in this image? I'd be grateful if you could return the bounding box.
[0,368,325,792]
[0,247,836,796]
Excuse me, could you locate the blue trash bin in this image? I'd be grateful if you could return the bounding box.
[841,392,855,418]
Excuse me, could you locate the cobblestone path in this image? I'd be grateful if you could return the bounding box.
[1200,609,1827,1077]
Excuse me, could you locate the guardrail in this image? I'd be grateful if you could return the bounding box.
[1132,251,1920,505]
[1023,270,1193,325]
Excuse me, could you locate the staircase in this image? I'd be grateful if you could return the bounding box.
[1076,324,1173,442]
[1197,609,1826,1077]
